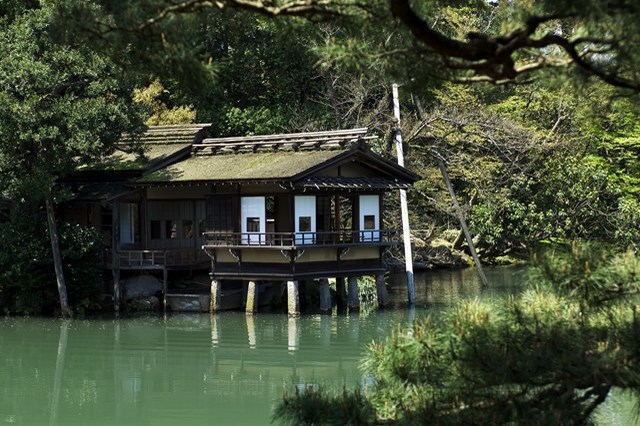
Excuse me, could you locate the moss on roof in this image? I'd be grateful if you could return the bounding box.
[138,149,348,183]
[80,124,208,172]
[80,143,192,171]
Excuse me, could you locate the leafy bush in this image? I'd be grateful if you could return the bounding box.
[60,223,104,315]
[0,216,103,315]
[274,244,640,425]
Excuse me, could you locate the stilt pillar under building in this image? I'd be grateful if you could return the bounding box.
[319,278,332,313]
[246,281,258,314]
[210,279,221,312]
[287,280,300,317]
[347,276,360,312]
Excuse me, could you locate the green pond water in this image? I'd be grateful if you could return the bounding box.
[0,266,636,425]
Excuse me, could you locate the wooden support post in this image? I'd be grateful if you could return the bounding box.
[375,273,388,308]
[319,278,332,314]
[438,159,489,288]
[287,280,300,317]
[333,195,341,239]
[347,276,360,312]
[246,280,258,314]
[336,277,347,311]
[392,84,415,304]
[210,279,221,312]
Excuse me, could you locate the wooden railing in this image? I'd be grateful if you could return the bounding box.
[104,249,209,269]
[202,229,400,248]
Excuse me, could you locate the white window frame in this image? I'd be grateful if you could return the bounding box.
[295,195,316,245]
[241,196,266,245]
[359,195,380,242]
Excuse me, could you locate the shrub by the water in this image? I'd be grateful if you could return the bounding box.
[273,243,640,425]
[0,216,103,315]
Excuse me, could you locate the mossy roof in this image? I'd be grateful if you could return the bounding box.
[137,149,348,183]
[79,124,211,172]
[80,143,192,172]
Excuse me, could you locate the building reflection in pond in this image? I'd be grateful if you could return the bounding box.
[287,316,299,352]
[210,314,219,347]
[246,314,256,349]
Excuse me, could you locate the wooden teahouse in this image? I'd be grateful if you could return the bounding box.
[65,125,418,314]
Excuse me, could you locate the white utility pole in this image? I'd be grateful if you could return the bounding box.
[392,84,415,304]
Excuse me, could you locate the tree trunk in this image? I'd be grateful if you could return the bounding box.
[452,191,477,250]
[46,197,71,316]
[438,160,489,288]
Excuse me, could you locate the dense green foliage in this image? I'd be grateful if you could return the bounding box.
[400,82,640,260]
[0,216,104,315]
[0,1,146,313]
[0,2,143,201]
[275,244,640,424]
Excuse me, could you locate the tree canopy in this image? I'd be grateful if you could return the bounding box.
[0,1,145,314]
[0,1,143,202]
[93,0,640,91]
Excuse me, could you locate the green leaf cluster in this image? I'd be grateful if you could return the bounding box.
[0,1,144,202]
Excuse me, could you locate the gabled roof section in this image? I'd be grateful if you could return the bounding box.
[290,144,419,184]
[134,127,418,187]
[79,124,211,174]
[139,124,212,145]
[137,149,349,184]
